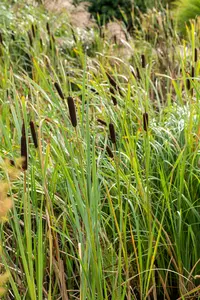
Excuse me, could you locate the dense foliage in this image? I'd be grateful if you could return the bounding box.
[0,0,200,299]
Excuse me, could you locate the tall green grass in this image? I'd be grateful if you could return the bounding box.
[0,1,200,299]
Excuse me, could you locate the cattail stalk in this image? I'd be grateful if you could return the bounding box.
[67,96,77,127]
[30,121,38,148]
[54,82,65,100]
[109,123,116,144]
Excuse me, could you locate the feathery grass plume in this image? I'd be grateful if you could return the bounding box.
[141,54,146,68]
[30,121,38,148]
[54,82,65,100]
[109,123,116,144]
[97,119,107,126]
[195,48,198,62]
[31,24,36,38]
[21,122,27,171]
[27,31,33,47]
[46,22,51,36]
[110,86,117,106]
[143,112,149,132]
[67,96,77,127]
[106,145,114,158]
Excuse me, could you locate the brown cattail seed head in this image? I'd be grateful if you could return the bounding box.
[54,82,65,100]
[46,22,51,35]
[31,24,36,38]
[191,66,195,78]
[141,54,146,68]
[106,145,114,159]
[67,96,77,127]
[110,87,117,106]
[195,48,198,63]
[106,72,117,89]
[11,30,15,41]
[0,32,3,44]
[97,119,107,126]
[21,123,27,170]
[186,78,191,90]
[30,121,38,148]
[143,113,149,132]
[28,31,33,47]
[109,123,116,144]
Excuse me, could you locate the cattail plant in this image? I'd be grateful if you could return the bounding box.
[191,66,195,78]
[106,72,122,95]
[31,24,36,38]
[21,122,27,171]
[54,82,65,100]
[141,54,146,68]
[30,121,38,148]
[39,37,43,48]
[109,123,116,144]
[97,119,107,126]
[11,30,15,41]
[195,48,198,63]
[186,78,191,91]
[46,22,51,36]
[136,67,141,80]
[67,96,77,127]
[0,32,3,45]
[106,145,114,158]
[143,112,149,132]
[28,31,33,47]
[110,86,117,106]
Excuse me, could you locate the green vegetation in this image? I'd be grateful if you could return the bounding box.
[0,0,200,299]
[175,0,200,33]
